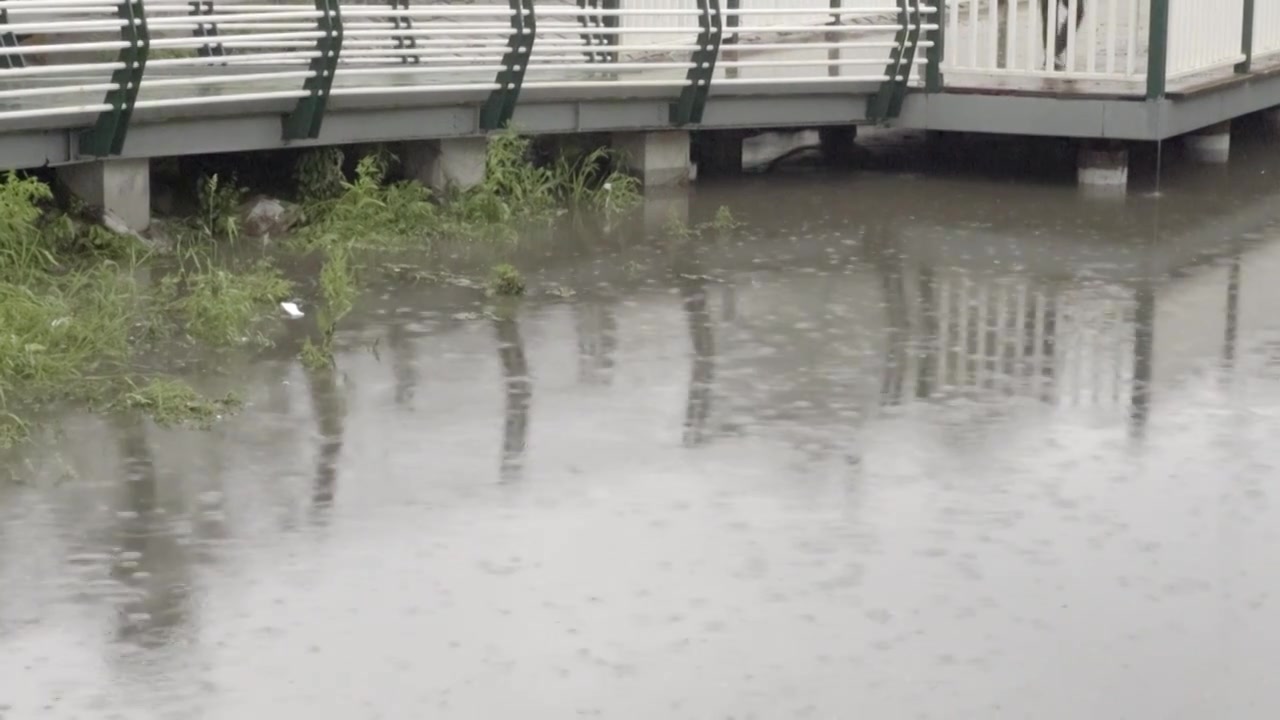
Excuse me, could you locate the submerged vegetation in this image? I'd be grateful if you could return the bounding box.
[0,129,716,446]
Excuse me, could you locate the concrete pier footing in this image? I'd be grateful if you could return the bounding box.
[402,137,488,192]
[613,130,691,187]
[1184,121,1232,164]
[1077,142,1129,192]
[57,158,151,232]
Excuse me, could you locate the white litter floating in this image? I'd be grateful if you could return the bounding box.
[280,301,305,319]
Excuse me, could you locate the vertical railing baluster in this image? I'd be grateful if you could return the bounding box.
[282,0,343,140]
[81,0,150,157]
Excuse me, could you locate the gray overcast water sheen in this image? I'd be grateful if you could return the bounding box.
[5,131,1280,719]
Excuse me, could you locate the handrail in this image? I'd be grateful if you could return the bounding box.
[479,0,535,130]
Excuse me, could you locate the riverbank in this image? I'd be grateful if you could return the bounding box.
[0,132,644,446]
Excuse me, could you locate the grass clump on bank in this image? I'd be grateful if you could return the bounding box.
[114,378,241,429]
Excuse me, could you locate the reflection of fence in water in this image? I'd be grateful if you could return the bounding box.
[889,271,1140,408]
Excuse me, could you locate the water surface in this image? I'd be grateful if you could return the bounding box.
[4,131,1280,719]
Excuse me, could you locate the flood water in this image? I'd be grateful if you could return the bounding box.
[5,129,1280,719]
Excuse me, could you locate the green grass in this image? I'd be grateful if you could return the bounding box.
[113,378,241,428]
[487,263,526,297]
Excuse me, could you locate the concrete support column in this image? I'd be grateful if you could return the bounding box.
[402,137,488,192]
[695,131,744,177]
[1185,121,1231,164]
[57,157,151,232]
[1077,142,1128,193]
[613,130,691,187]
[818,125,857,167]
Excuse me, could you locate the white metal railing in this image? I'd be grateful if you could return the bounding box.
[0,0,936,126]
[942,0,1148,83]
[1166,0,1244,79]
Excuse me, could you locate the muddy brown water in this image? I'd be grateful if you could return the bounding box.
[4,129,1280,719]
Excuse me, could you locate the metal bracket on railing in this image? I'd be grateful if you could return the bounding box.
[574,0,610,64]
[867,0,922,124]
[283,0,343,141]
[479,0,536,131]
[80,0,149,157]
[389,0,420,64]
[669,0,722,126]
[0,8,25,70]
[188,1,225,59]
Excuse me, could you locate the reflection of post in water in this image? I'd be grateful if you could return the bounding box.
[386,320,418,408]
[1129,282,1155,440]
[575,301,618,385]
[110,417,191,647]
[493,309,532,480]
[305,364,346,510]
[869,221,910,406]
[681,276,715,447]
[914,265,939,400]
[1223,252,1242,374]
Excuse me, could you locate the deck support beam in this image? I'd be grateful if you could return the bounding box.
[614,130,691,187]
[1077,141,1128,193]
[57,158,151,232]
[402,138,488,191]
[1184,121,1231,164]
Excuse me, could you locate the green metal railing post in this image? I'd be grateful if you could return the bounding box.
[80,0,149,157]
[868,0,922,122]
[282,0,343,141]
[189,1,225,59]
[925,0,943,92]
[670,0,722,125]
[1237,0,1255,73]
[0,8,26,70]
[389,0,420,65]
[1146,0,1169,99]
[480,0,536,130]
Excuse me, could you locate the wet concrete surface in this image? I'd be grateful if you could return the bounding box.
[4,129,1280,718]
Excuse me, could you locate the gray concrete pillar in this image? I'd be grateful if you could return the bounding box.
[1077,143,1128,192]
[1184,121,1231,164]
[696,131,744,177]
[402,137,487,192]
[819,125,857,167]
[57,157,151,232]
[613,130,691,187]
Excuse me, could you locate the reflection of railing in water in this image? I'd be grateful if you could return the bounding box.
[494,312,531,480]
[882,267,1142,409]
